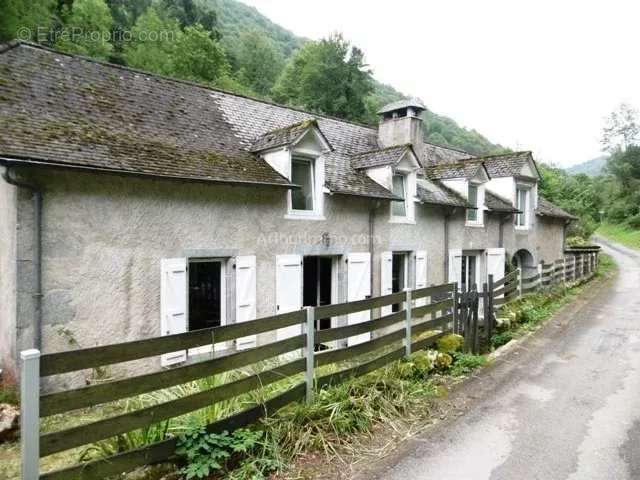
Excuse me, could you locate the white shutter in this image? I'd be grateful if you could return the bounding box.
[486,248,506,286]
[235,256,257,350]
[415,251,428,307]
[276,254,303,340]
[347,252,371,346]
[160,258,188,366]
[380,251,394,316]
[448,249,463,286]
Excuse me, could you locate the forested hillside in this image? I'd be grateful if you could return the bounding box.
[0,0,507,155]
[566,155,607,176]
[539,104,640,242]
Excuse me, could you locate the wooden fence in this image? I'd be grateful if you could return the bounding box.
[19,250,600,479]
[20,284,456,479]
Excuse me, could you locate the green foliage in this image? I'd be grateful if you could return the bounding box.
[436,333,464,354]
[232,27,284,95]
[173,23,229,83]
[176,427,264,479]
[55,0,114,59]
[449,353,487,376]
[490,330,513,348]
[273,33,373,122]
[0,0,56,42]
[122,7,179,76]
[0,383,19,405]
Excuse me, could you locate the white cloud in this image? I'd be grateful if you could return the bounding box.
[239,0,640,166]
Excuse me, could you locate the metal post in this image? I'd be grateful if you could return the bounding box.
[21,349,40,480]
[487,275,494,342]
[304,307,315,404]
[452,282,459,334]
[573,255,577,283]
[405,288,412,358]
[562,258,567,287]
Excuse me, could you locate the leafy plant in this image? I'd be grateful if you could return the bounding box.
[176,427,264,479]
[449,353,488,377]
[490,331,513,348]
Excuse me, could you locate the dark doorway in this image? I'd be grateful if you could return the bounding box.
[188,261,222,331]
[392,253,407,312]
[303,256,333,331]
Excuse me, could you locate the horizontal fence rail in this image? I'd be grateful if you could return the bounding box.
[23,282,458,479]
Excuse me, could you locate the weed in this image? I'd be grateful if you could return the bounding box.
[176,427,265,479]
[449,353,488,376]
[490,331,513,348]
[0,383,19,405]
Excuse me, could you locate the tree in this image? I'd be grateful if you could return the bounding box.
[234,28,283,95]
[173,24,228,83]
[0,0,56,42]
[122,7,179,76]
[55,0,114,59]
[601,103,640,152]
[273,33,373,122]
[157,0,217,35]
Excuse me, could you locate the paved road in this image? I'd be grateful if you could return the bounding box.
[365,239,640,480]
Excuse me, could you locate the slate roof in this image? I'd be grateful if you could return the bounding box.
[249,119,331,153]
[421,142,473,166]
[0,42,474,199]
[377,98,426,114]
[351,144,413,169]
[417,178,468,207]
[536,198,577,220]
[424,159,489,180]
[472,151,539,178]
[485,190,519,213]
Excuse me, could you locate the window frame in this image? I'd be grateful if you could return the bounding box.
[465,182,483,226]
[391,173,408,218]
[287,153,324,219]
[515,185,530,229]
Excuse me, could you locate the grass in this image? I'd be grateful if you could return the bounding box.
[596,223,640,249]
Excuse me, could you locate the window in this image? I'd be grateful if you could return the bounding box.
[391,174,407,217]
[516,187,529,227]
[291,157,315,211]
[466,184,478,222]
[188,260,224,331]
[461,255,477,292]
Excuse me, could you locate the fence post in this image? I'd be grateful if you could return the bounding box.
[517,267,523,298]
[304,307,315,404]
[452,282,459,334]
[405,288,412,358]
[562,258,567,288]
[572,255,577,283]
[482,281,489,345]
[537,263,543,291]
[21,349,40,480]
[487,275,494,342]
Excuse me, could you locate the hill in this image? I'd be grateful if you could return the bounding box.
[566,155,607,176]
[208,0,508,155]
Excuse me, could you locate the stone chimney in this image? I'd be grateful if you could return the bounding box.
[377,98,426,163]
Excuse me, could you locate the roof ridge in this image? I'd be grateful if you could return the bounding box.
[470,150,531,160]
[350,143,412,157]
[5,40,380,132]
[423,140,473,156]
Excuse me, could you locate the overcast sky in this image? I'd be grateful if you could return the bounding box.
[240,0,640,167]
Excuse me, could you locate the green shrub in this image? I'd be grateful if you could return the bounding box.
[432,352,453,372]
[490,331,513,348]
[449,353,488,376]
[436,334,464,354]
[0,383,19,405]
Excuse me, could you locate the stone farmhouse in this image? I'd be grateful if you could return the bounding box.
[0,42,575,376]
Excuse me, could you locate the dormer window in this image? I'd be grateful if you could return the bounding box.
[291,157,315,211]
[466,184,478,222]
[391,174,407,217]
